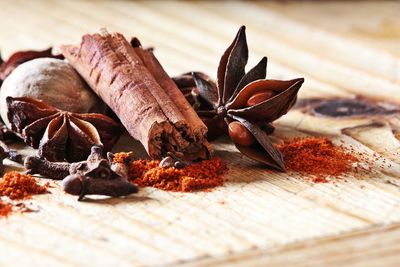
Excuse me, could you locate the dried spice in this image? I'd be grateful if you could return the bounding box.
[0,140,23,176]
[276,137,360,183]
[158,152,189,169]
[0,171,49,200]
[0,140,22,164]
[173,72,228,139]
[0,146,7,176]
[60,30,211,161]
[113,152,227,192]
[295,97,400,117]
[174,26,304,170]
[0,199,12,218]
[0,119,17,141]
[0,48,63,84]
[25,146,138,200]
[7,96,122,162]
[0,58,107,128]
[173,72,215,109]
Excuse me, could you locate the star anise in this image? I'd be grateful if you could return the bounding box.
[0,119,17,141]
[175,26,304,170]
[0,48,63,85]
[7,96,122,162]
[0,48,64,142]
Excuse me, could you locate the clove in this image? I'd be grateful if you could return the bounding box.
[0,140,23,163]
[0,140,24,176]
[24,156,70,180]
[25,146,138,201]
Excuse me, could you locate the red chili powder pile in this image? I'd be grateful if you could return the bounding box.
[114,154,227,192]
[276,137,362,183]
[0,171,49,200]
[0,199,12,218]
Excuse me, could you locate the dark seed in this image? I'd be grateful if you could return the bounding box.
[246,91,275,107]
[228,121,256,146]
[159,156,175,168]
[174,161,186,169]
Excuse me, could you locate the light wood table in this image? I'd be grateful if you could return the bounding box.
[1,1,400,266]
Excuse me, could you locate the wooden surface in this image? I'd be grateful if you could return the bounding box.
[1,1,400,266]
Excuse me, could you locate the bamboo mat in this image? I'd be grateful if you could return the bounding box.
[1,1,400,266]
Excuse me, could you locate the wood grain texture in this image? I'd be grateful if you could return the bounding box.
[178,223,400,267]
[0,1,400,266]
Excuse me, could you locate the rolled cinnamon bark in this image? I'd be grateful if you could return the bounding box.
[60,31,211,160]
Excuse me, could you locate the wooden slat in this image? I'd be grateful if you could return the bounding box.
[0,1,400,266]
[177,223,400,267]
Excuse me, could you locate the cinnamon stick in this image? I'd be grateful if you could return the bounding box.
[60,31,211,160]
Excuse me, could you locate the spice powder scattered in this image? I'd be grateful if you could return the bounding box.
[0,171,49,200]
[276,137,362,183]
[0,199,12,218]
[114,154,227,192]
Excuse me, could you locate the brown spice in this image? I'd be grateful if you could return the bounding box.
[276,137,360,183]
[114,153,227,192]
[25,146,138,200]
[7,97,122,162]
[0,199,12,217]
[0,48,63,83]
[0,171,49,200]
[174,26,303,170]
[61,31,211,162]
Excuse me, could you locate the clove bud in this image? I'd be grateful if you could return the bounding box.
[228,121,256,146]
[25,146,138,201]
[0,140,23,163]
[24,156,71,180]
[62,173,138,201]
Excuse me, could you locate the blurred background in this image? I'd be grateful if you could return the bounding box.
[1,0,399,102]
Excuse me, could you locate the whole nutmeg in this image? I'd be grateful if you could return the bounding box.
[228,121,256,146]
[0,58,106,127]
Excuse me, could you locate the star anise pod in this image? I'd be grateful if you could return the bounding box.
[175,26,304,170]
[172,72,213,109]
[7,96,122,162]
[0,48,64,142]
[0,119,17,141]
[0,48,64,85]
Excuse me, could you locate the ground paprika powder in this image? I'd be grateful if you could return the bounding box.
[113,154,227,192]
[0,171,49,200]
[276,137,362,183]
[0,199,12,218]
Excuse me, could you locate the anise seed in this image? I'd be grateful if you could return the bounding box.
[246,91,275,107]
[228,121,255,146]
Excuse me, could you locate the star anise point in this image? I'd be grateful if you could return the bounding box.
[7,96,122,162]
[174,26,304,170]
